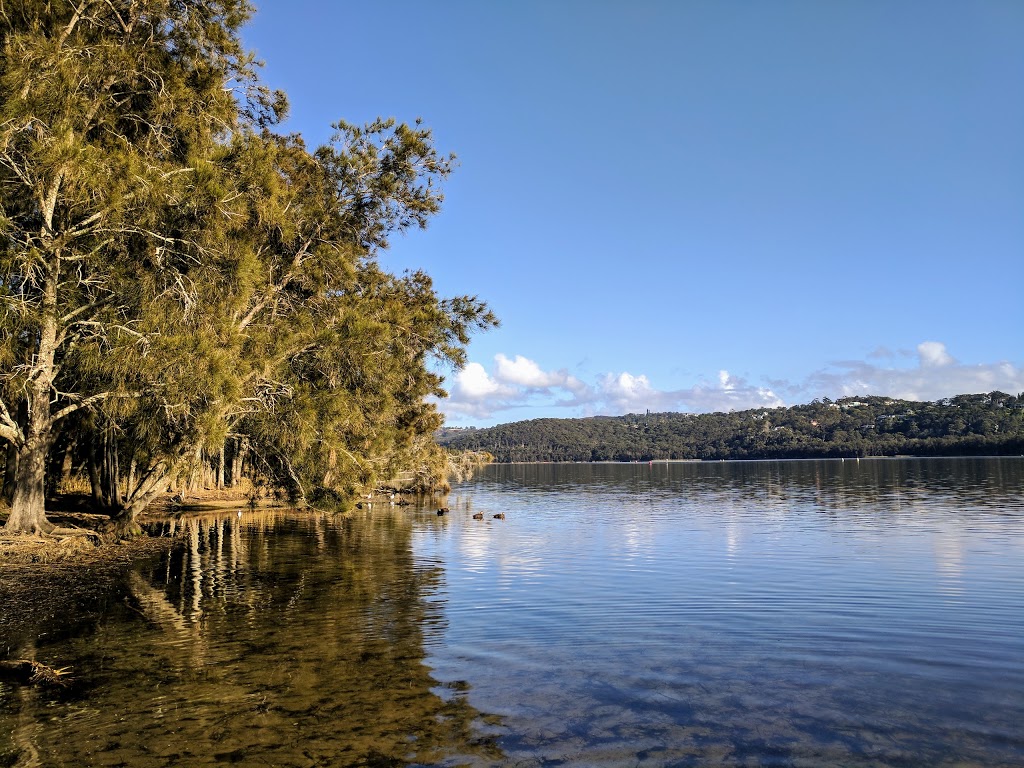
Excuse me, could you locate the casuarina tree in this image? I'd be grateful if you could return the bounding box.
[1,2,495,534]
[0,0,273,532]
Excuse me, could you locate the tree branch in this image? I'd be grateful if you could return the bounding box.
[57,1,91,48]
[0,423,22,446]
[0,396,20,435]
[49,391,112,425]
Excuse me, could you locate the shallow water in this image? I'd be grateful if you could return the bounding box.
[1,457,1023,766]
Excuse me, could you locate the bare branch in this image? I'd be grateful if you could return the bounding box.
[57,1,91,48]
[0,396,21,443]
[60,294,114,325]
[49,390,112,425]
[238,240,313,330]
[0,423,21,446]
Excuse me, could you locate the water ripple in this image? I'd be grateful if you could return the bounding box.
[419,457,1024,766]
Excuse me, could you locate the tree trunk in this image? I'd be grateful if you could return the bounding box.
[3,441,17,504]
[105,427,122,509]
[127,457,137,497]
[88,435,104,507]
[216,443,225,490]
[59,439,75,491]
[46,430,74,498]
[5,425,52,534]
[109,463,170,538]
[4,266,60,534]
[232,437,245,486]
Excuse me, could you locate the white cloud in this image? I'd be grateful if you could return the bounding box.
[438,354,784,424]
[917,340,954,368]
[451,362,503,398]
[494,354,578,389]
[441,363,518,420]
[435,342,1024,426]
[600,372,654,400]
[803,343,1023,403]
[439,355,586,421]
[590,369,783,414]
[679,375,784,413]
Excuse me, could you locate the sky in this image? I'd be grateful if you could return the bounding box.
[244,1,1023,427]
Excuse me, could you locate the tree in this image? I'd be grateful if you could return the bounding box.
[0,0,269,532]
[211,122,494,505]
[1,3,497,535]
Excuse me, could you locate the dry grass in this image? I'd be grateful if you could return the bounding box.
[0,534,97,565]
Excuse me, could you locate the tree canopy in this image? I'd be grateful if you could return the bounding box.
[438,393,1024,463]
[0,1,495,533]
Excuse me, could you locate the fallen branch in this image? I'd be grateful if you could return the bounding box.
[48,526,103,543]
[0,659,73,688]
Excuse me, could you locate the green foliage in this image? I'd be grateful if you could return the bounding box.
[438,392,1024,462]
[0,1,496,529]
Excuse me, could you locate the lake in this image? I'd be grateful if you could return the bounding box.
[1,457,1022,766]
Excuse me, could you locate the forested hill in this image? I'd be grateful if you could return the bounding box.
[437,392,1024,462]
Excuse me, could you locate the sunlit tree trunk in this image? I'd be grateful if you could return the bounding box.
[217,444,226,490]
[6,419,52,534]
[4,270,60,534]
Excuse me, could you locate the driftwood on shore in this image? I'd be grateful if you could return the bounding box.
[0,659,73,688]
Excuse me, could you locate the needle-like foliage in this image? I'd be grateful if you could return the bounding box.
[0,1,495,533]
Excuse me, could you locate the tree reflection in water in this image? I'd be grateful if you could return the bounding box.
[0,508,503,767]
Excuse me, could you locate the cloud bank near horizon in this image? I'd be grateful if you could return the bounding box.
[435,343,1024,425]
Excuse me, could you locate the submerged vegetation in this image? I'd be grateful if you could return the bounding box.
[438,392,1024,462]
[0,1,495,535]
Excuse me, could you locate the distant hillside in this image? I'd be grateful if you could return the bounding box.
[437,392,1024,462]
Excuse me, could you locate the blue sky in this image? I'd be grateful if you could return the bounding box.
[245,1,1023,427]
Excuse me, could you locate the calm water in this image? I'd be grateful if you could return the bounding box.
[1,457,1023,767]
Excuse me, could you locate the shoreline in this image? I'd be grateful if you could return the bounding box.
[491,454,1024,465]
[0,486,441,657]
[0,490,257,657]
[0,531,176,659]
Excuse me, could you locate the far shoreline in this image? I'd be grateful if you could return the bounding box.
[489,454,1024,466]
